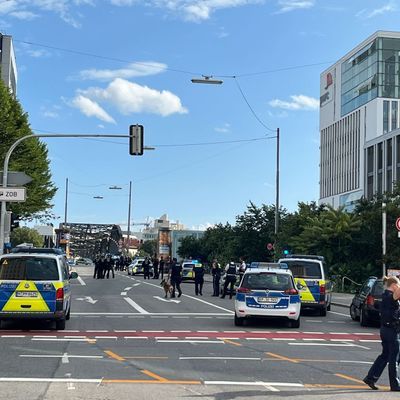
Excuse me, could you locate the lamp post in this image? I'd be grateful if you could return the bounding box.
[382,201,387,277]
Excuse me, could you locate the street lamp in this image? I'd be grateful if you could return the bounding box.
[191,76,223,85]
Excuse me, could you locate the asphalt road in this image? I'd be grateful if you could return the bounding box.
[0,265,397,399]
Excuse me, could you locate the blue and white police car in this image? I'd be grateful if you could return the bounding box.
[234,262,301,328]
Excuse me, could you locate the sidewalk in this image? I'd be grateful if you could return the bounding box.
[331,292,353,308]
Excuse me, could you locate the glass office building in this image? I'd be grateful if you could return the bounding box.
[320,32,400,209]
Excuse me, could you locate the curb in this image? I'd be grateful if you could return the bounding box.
[331,301,349,309]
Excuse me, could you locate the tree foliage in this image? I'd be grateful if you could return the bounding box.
[10,227,43,247]
[0,79,57,220]
[140,239,157,257]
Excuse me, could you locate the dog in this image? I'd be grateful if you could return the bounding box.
[160,279,173,298]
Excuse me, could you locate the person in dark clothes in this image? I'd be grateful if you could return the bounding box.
[221,261,237,299]
[93,255,101,278]
[159,256,165,279]
[152,256,159,279]
[105,255,115,279]
[168,257,182,298]
[143,257,151,279]
[97,255,106,279]
[193,262,205,296]
[211,259,221,296]
[363,276,400,391]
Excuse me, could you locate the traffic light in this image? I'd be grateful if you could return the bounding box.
[129,124,144,155]
[10,213,20,231]
[283,248,290,256]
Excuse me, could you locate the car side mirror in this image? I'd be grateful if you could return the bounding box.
[69,271,78,280]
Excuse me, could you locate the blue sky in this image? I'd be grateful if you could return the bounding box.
[1,0,399,231]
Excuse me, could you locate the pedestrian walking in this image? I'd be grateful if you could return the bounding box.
[143,256,151,279]
[105,255,115,279]
[193,262,205,296]
[168,257,182,298]
[363,275,400,391]
[221,261,237,299]
[152,256,159,279]
[211,259,221,296]
[159,256,165,279]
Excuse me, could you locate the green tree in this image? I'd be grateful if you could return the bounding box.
[0,79,57,220]
[140,239,157,257]
[10,226,43,247]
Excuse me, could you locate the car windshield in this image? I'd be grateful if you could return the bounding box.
[283,260,322,279]
[242,273,294,291]
[0,257,59,281]
[371,280,384,296]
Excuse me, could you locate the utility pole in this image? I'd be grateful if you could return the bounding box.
[127,180,132,255]
[382,201,387,277]
[275,128,280,237]
[64,178,69,228]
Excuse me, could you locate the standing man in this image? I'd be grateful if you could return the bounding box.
[193,262,205,296]
[211,259,221,296]
[152,256,159,279]
[143,257,151,280]
[239,257,247,283]
[93,255,101,279]
[159,256,165,280]
[168,257,182,298]
[105,255,115,279]
[363,276,400,391]
[221,261,237,299]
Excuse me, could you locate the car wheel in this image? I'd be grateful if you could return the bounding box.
[360,307,370,327]
[289,318,300,328]
[350,304,359,321]
[319,306,327,316]
[56,319,66,330]
[127,270,131,275]
[234,314,244,326]
[327,302,331,311]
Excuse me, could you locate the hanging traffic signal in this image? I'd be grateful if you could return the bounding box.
[10,213,20,231]
[129,124,144,156]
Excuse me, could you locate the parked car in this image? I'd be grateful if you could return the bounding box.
[350,276,384,326]
[181,260,202,281]
[75,258,92,266]
[127,258,153,276]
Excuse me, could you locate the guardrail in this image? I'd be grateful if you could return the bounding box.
[341,276,361,292]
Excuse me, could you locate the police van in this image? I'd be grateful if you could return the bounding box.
[278,255,332,316]
[234,263,301,328]
[0,248,78,330]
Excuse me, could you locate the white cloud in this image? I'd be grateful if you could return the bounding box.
[79,78,188,117]
[71,95,116,123]
[277,0,315,13]
[26,48,50,58]
[42,110,59,118]
[214,123,231,133]
[357,2,397,18]
[269,94,319,111]
[79,62,167,81]
[9,10,38,20]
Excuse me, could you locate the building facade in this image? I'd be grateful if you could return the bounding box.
[320,31,400,209]
[0,34,17,96]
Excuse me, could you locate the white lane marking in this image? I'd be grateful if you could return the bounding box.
[328,311,351,318]
[329,332,349,335]
[155,337,178,340]
[272,338,295,341]
[204,381,303,387]
[302,332,324,334]
[114,330,137,333]
[156,340,224,344]
[0,378,102,383]
[260,382,280,392]
[75,296,97,304]
[246,338,268,341]
[1,335,26,338]
[360,340,380,343]
[124,287,132,291]
[20,355,103,359]
[63,330,80,333]
[132,283,141,287]
[356,332,374,335]
[72,312,230,316]
[32,338,89,342]
[180,357,262,361]
[87,330,108,333]
[185,337,209,339]
[143,330,165,333]
[328,321,346,324]
[302,338,325,341]
[94,336,117,339]
[153,296,181,304]
[223,331,246,333]
[171,330,191,333]
[123,297,149,314]
[288,343,370,349]
[124,337,148,340]
[33,336,57,338]
[77,276,86,286]
[121,292,127,296]
[129,277,234,314]
[198,331,218,333]
[62,353,69,364]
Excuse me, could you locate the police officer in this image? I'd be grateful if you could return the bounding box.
[93,255,101,279]
[152,256,159,279]
[364,276,400,391]
[105,255,115,279]
[143,257,151,280]
[221,261,237,299]
[193,262,205,296]
[211,259,221,296]
[168,257,182,298]
[159,256,165,280]
[239,257,247,282]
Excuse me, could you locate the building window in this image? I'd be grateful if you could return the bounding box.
[378,143,383,195]
[367,146,374,199]
[392,101,398,131]
[387,138,393,192]
[384,100,390,133]
[396,136,400,186]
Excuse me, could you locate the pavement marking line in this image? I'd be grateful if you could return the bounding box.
[204,381,304,387]
[62,353,69,364]
[77,276,86,286]
[141,370,168,382]
[105,350,126,361]
[180,357,261,361]
[0,378,102,383]
[267,352,299,364]
[32,338,90,342]
[328,311,351,318]
[20,355,103,359]
[288,343,370,348]
[124,297,149,314]
[156,340,224,344]
[121,292,127,296]
[125,356,169,360]
[335,373,366,384]
[102,379,201,384]
[124,287,132,291]
[223,339,242,347]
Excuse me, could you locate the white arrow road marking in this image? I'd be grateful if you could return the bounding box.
[75,296,98,304]
[132,283,141,287]
[124,287,132,291]
[153,296,181,304]
[120,292,127,296]
[65,373,75,390]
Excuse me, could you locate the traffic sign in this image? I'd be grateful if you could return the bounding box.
[0,171,32,186]
[266,243,274,251]
[0,187,26,202]
[396,217,400,231]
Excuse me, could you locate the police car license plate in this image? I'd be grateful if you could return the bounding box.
[258,297,278,303]
[16,291,38,298]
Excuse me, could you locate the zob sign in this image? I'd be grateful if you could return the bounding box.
[0,187,26,202]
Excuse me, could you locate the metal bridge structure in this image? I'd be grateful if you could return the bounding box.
[57,223,123,258]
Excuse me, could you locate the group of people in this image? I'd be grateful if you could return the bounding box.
[93,254,120,279]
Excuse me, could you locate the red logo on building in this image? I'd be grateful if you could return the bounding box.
[325,72,333,90]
